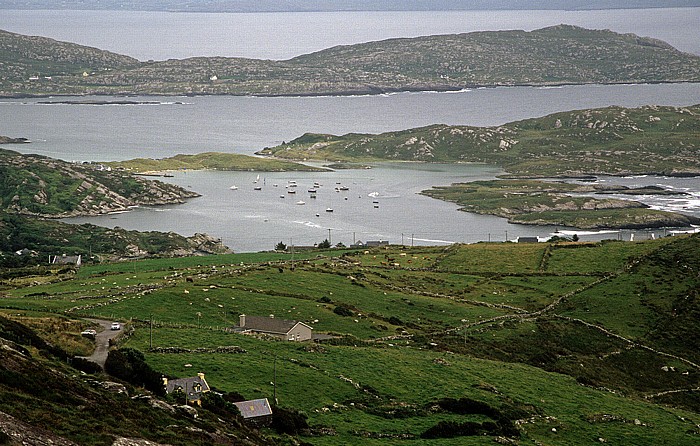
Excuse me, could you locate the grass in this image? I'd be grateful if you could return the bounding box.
[107,152,327,173]
[2,236,700,444]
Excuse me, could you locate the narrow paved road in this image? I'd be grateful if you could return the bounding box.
[79,318,122,369]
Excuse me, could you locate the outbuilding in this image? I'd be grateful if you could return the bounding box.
[236,314,313,341]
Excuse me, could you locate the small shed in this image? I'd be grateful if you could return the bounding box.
[234,398,273,424]
[236,314,313,341]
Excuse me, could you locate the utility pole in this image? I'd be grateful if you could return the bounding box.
[328,228,332,245]
[411,233,414,247]
[273,355,278,406]
[401,233,404,245]
[505,230,508,242]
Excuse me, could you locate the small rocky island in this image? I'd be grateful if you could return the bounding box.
[0,135,30,144]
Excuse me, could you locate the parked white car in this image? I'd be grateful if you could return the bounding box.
[111,322,121,330]
[81,329,97,338]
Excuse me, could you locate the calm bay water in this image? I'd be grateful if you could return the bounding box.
[3,83,700,162]
[2,9,700,251]
[1,8,699,60]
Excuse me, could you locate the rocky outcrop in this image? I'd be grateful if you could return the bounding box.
[0,149,200,218]
[0,410,77,446]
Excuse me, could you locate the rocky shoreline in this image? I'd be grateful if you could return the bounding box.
[0,136,30,144]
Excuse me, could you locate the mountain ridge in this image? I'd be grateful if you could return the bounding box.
[1,25,699,97]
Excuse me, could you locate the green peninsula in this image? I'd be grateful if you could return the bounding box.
[107,152,327,173]
[2,25,699,97]
[260,104,700,177]
[0,148,198,217]
[421,179,700,229]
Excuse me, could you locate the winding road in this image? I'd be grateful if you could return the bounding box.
[79,318,122,369]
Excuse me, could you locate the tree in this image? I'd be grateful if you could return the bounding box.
[275,241,286,251]
[317,239,331,249]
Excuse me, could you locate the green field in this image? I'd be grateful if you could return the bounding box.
[1,236,699,444]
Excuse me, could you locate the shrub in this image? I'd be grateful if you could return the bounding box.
[271,407,309,435]
[105,348,164,395]
[71,357,103,375]
[333,305,354,317]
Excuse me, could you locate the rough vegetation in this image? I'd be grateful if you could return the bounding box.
[260,103,700,177]
[0,236,698,444]
[1,25,699,97]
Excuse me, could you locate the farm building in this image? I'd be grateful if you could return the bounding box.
[236,314,313,341]
[163,372,210,405]
[50,254,82,266]
[234,398,273,425]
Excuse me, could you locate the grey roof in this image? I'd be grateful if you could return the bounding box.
[234,398,273,419]
[241,316,307,335]
[165,375,210,401]
[51,254,81,265]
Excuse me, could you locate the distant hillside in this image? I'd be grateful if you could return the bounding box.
[0,29,137,88]
[0,149,199,218]
[1,25,699,97]
[259,104,700,177]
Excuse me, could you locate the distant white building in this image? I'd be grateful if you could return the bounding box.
[50,254,82,266]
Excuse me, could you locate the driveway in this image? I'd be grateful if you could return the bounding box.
[79,318,122,369]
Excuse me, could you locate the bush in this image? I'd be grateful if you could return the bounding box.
[333,305,354,317]
[71,357,103,375]
[105,348,164,395]
[271,407,309,435]
[201,392,242,420]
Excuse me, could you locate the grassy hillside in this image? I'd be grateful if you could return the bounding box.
[0,28,137,94]
[2,236,699,444]
[420,179,700,229]
[259,104,700,177]
[108,152,328,173]
[0,149,199,217]
[0,314,278,445]
[1,25,699,96]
